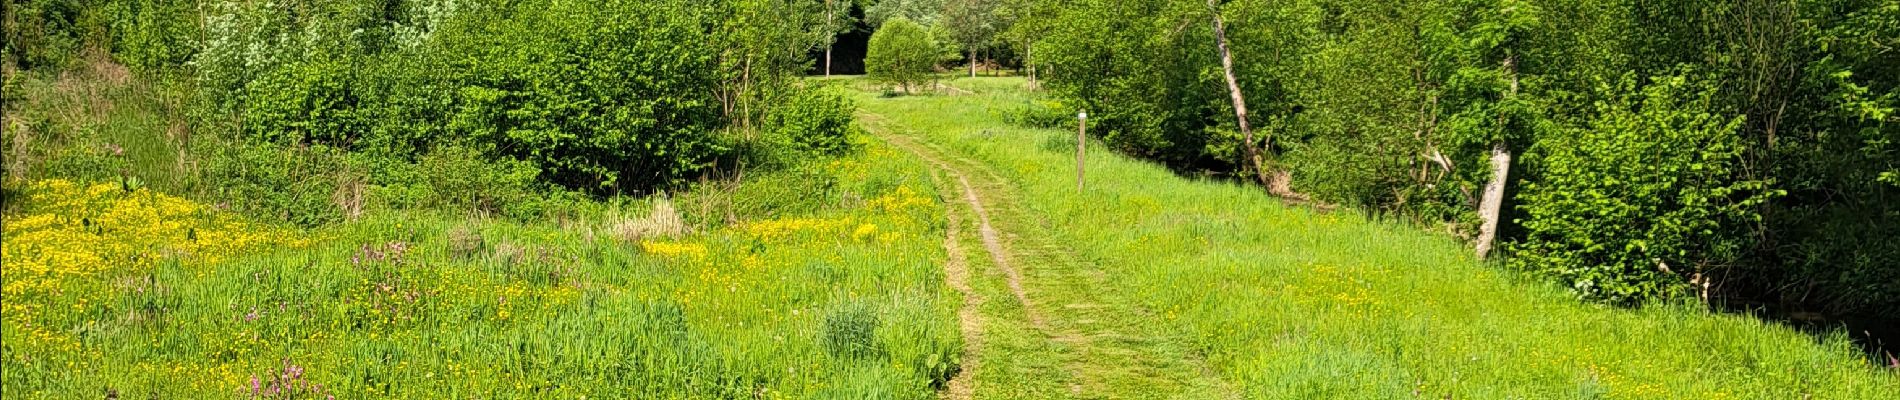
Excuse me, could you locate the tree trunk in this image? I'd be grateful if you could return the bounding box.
[1208,0,1272,188]
[1475,56,1520,260]
[824,1,833,77]
[1026,42,1038,90]
[970,48,978,78]
[1475,141,1512,259]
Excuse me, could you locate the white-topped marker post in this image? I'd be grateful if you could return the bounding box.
[1077,110,1088,192]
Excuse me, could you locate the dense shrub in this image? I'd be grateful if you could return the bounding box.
[866,18,940,93]
[373,144,551,219]
[438,0,723,194]
[1028,0,1897,312]
[764,85,862,157]
[199,141,353,227]
[240,57,373,147]
[189,0,836,197]
[3,0,103,71]
[1510,73,1778,303]
[1003,99,1073,129]
[101,0,201,74]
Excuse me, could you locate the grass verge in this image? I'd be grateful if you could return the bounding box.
[857,76,1898,399]
[1,138,961,398]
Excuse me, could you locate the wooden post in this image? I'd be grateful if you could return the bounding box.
[1078,111,1088,191]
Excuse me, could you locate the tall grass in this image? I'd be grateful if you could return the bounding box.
[0,139,961,398]
[1,56,197,193]
[858,77,1898,398]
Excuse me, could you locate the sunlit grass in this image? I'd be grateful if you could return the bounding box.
[0,139,960,398]
[858,76,1898,398]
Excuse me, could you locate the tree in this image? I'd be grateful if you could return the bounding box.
[998,0,1059,88]
[1206,0,1275,193]
[866,17,939,93]
[940,0,998,78]
[703,0,826,129]
[1511,73,1777,303]
[818,0,857,76]
[1419,0,1544,260]
[865,0,942,28]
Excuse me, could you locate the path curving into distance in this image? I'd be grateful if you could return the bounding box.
[863,112,1237,400]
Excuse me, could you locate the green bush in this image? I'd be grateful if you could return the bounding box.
[440,0,723,194]
[764,85,861,157]
[866,17,940,94]
[102,0,201,75]
[240,57,372,147]
[3,0,104,71]
[372,144,550,219]
[199,141,353,227]
[1003,99,1072,129]
[1510,73,1779,303]
[190,0,734,198]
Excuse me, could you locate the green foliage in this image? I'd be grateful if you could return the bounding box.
[101,0,201,74]
[1003,98,1071,129]
[1511,73,1778,303]
[764,84,862,156]
[199,141,352,227]
[855,81,1898,398]
[939,0,999,56]
[1031,0,1900,312]
[864,0,942,28]
[185,0,849,200]
[3,0,103,71]
[1730,0,1900,313]
[866,17,941,93]
[438,0,723,193]
[375,144,555,219]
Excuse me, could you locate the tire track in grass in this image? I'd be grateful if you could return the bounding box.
[866,112,1237,399]
[871,114,1074,399]
[934,156,983,400]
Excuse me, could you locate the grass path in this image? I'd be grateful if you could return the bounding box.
[865,113,1239,399]
[851,77,1897,399]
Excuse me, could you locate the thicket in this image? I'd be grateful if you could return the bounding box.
[866,17,944,93]
[4,0,862,224]
[1028,0,1898,314]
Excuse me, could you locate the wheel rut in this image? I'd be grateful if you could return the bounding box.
[864,111,1238,400]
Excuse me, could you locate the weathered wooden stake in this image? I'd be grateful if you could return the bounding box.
[1077,110,1088,192]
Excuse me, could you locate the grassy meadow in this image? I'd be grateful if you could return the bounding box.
[1,134,961,398]
[2,71,1895,399]
[852,77,1899,399]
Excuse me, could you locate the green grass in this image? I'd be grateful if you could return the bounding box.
[1,138,962,398]
[6,69,1894,399]
[2,63,197,193]
[856,76,1898,399]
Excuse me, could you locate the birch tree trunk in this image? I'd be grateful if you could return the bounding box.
[1208,0,1272,188]
[1026,42,1038,90]
[824,1,833,77]
[1475,141,1512,259]
[1475,57,1519,260]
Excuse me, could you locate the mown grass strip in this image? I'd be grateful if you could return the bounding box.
[859,76,1899,399]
